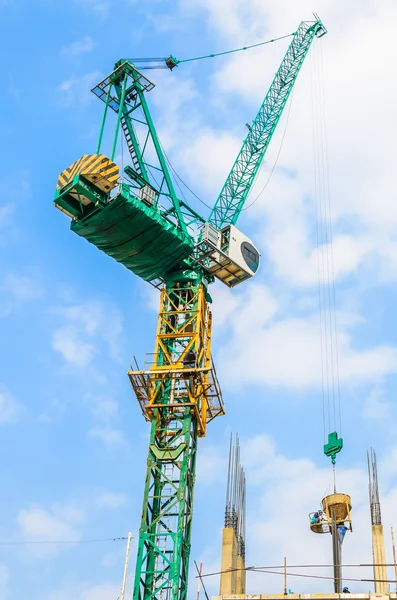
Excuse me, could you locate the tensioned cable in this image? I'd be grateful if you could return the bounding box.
[128,32,295,70]
[197,563,397,583]
[176,33,295,64]
[316,42,337,435]
[159,138,213,211]
[195,560,210,600]
[318,40,342,437]
[0,536,128,545]
[310,46,327,446]
[310,39,342,451]
[200,562,397,575]
[159,89,294,217]
[134,36,297,216]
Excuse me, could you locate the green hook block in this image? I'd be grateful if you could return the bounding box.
[324,431,343,464]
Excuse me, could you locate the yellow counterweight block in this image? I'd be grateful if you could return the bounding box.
[56,154,119,194]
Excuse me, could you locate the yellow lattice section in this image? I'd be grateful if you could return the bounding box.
[128,284,224,437]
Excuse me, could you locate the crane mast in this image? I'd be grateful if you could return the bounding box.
[53,17,326,600]
[209,18,326,230]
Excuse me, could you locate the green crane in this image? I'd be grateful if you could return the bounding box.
[209,20,326,229]
[53,16,326,600]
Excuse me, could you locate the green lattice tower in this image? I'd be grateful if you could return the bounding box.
[129,281,223,600]
[133,408,198,600]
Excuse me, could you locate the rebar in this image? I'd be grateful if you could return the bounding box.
[367,448,382,525]
[224,434,246,558]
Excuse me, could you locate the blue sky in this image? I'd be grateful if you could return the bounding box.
[2,0,397,598]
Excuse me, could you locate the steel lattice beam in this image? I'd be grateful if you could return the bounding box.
[209,18,326,229]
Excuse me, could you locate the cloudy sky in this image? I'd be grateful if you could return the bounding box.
[1,0,397,598]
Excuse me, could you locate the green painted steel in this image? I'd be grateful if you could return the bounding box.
[92,59,187,235]
[54,23,326,600]
[133,284,199,600]
[324,432,343,465]
[70,183,193,283]
[111,75,128,161]
[133,412,197,600]
[209,18,326,229]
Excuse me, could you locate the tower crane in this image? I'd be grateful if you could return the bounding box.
[53,16,326,600]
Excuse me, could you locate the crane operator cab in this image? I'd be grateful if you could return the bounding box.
[195,222,260,288]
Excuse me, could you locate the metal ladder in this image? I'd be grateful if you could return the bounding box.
[121,116,142,174]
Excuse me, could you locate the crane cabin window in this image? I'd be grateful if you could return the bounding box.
[241,241,259,272]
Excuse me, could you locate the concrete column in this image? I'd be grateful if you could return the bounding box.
[220,528,238,595]
[372,524,387,593]
[236,555,246,594]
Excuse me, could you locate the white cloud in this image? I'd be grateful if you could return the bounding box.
[379,447,397,480]
[49,582,122,600]
[2,272,44,301]
[51,300,123,368]
[62,302,123,362]
[0,564,9,600]
[178,129,242,198]
[56,71,101,108]
[61,36,95,56]
[38,399,68,424]
[215,283,397,390]
[0,387,22,424]
[150,0,397,294]
[73,0,110,19]
[88,427,125,445]
[95,492,127,509]
[84,393,119,421]
[52,326,96,367]
[16,503,84,556]
[362,388,391,421]
[196,445,226,486]
[82,583,122,600]
[0,204,13,230]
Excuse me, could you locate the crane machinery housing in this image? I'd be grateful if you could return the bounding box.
[53,16,326,600]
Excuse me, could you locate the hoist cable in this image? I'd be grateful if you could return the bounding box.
[158,138,213,211]
[317,42,338,435]
[314,43,333,437]
[240,88,294,213]
[318,41,342,437]
[310,48,327,446]
[311,39,343,464]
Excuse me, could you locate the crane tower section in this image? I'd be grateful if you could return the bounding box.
[128,282,224,600]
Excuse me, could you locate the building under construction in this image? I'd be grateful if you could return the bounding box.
[212,443,395,600]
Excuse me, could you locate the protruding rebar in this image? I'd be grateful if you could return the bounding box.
[367,448,381,525]
[224,434,246,558]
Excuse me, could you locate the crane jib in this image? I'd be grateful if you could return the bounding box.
[209,19,326,230]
